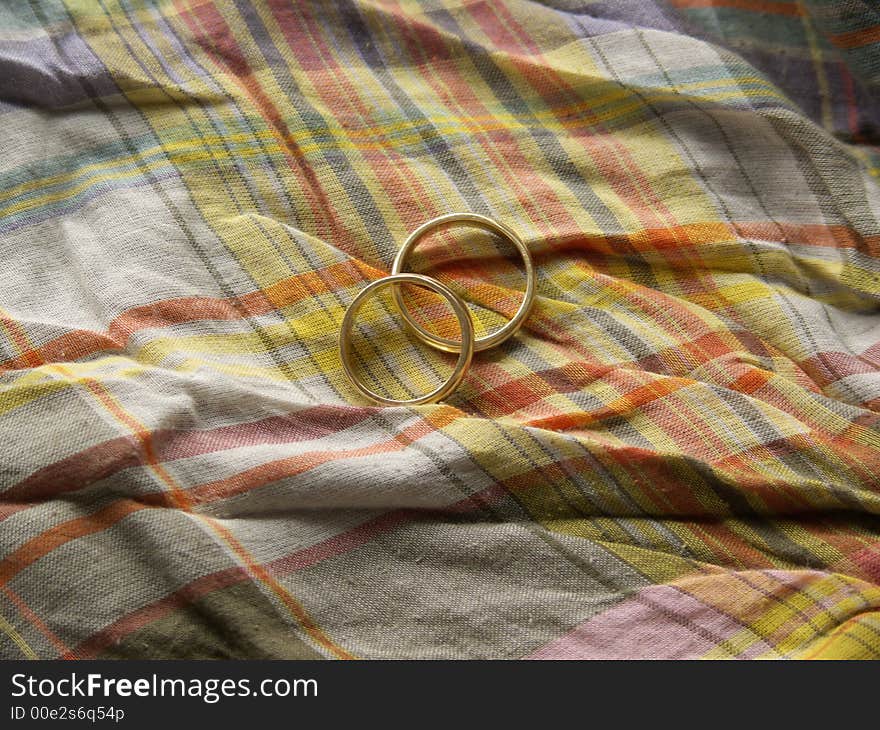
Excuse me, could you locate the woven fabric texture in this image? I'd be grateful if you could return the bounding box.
[1,0,879,660]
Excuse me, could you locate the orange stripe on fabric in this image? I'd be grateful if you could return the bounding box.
[0,406,457,657]
[477,0,691,245]
[830,25,880,50]
[386,6,573,238]
[0,260,374,373]
[0,321,42,369]
[0,585,71,657]
[1,406,374,523]
[668,0,804,17]
[274,1,451,236]
[49,365,194,512]
[176,0,351,247]
[70,480,512,659]
[188,407,460,504]
[44,366,354,659]
[1,496,350,659]
[0,500,145,587]
[200,513,357,659]
[0,304,44,371]
[525,376,690,432]
[5,220,877,375]
[68,565,246,659]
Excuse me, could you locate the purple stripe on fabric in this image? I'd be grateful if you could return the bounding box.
[571,0,681,32]
[0,32,118,109]
[578,0,880,133]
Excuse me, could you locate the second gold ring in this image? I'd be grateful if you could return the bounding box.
[391,213,536,354]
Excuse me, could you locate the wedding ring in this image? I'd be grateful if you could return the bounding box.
[391,213,535,353]
[339,273,475,406]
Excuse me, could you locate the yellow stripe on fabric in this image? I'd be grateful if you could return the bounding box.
[355,0,591,240]
[180,2,387,264]
[248,0,473,245]
[135,0,302,219]
[0,133,261,205]
[0,146,278,220]
[0,71,813,220]
[547,521,702,582]
[0,607,38,659]
[797,1,834,132]
[396,23,571,238]
[69,1,324,291]
[0,378,71,418]
[690,572,878,659]
[443,412,744,579]
[775,581,870,654]
[414,4,740,233]
[1,314,444,395]
[796,613,880,659]
[755,577,880,657]
[0,305,74,418]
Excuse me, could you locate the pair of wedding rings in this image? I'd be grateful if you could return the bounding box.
[339,213,536,406]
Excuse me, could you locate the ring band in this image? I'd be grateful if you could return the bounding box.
[339,273,475,406]
[391,213,535,353]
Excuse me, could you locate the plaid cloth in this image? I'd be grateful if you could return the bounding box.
[1,0,879,660]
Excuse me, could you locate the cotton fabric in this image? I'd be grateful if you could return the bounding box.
[1,0,879,659]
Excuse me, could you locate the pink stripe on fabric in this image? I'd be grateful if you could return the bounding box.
[527,583,772,660]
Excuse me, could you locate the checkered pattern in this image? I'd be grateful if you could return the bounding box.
[1,0,879,659]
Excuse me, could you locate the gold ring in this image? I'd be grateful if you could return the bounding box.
[339,273,475,406]
[391,213,535,353]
